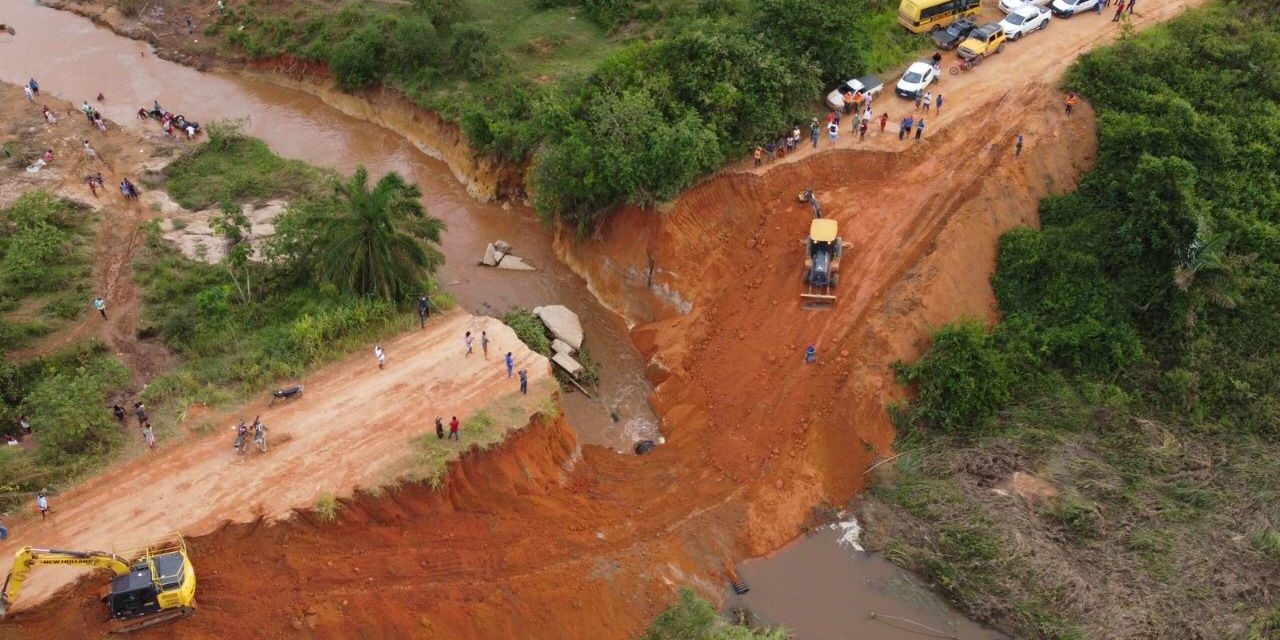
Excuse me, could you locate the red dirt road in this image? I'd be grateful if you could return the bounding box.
[3,1,1206,638]
[0,311,551,611]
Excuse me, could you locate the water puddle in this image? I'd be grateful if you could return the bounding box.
[0,0,656,450]
[727,519,1006,640]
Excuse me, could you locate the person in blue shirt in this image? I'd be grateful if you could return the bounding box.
[505,352,515,378]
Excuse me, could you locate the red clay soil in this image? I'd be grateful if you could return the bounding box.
[3,2,1204,638]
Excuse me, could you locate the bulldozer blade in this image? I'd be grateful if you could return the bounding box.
[800,293,837,302]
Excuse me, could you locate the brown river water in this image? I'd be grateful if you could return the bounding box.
[0,4,1011,636]
[0,0,656,450]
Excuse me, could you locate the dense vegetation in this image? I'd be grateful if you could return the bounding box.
[0,193,96,350]
[642,589,788,640]
[137,124,449,413]
[0,342,128,510]
[876,5,1280,638]
[207,0,919,232]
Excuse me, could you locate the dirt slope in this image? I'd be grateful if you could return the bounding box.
[3,1,1206,638]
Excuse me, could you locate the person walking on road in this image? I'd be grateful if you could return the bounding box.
[518,368,528,395]
[915,118,926,140]
[23,85,34,102]
[935,94,943,114]
[435,416,445,440]
[142,422,156,450]
[1065,92,1078,116]
[36,492,50,520]
[464,331,474,357]
[753,145,763,168]
[134,402,147,425]
[858,119,868,141]
[879,113,889,134]
[93,296,107,319]
[901,115,914,141]
[805,344,817,364]
[922,92,932,114]
[375,344,386,370]
[1112,3,1125,21]
[827,121,839,145]
[417,294,430,328]
[83,140,96,160]
[1016,134,1024,157]
[481,331,490,359]
[809,119,820,148]
[448,416,460,441]
[505,352,515,378]
[1126,0,1135,13]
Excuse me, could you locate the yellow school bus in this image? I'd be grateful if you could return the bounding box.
[898,0,982,33]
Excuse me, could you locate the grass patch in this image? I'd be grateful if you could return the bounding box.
[163,119,328,209]
[409,393,535,487]
[314,492,340,521]
[642,587,790,640]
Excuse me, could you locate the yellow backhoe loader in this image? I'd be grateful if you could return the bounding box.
[0,533,196,633]
[799,189,852,304]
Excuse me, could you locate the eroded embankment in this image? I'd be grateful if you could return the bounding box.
[3,88,1097,640]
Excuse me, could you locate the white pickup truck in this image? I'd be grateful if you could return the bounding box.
[824,75,885,111]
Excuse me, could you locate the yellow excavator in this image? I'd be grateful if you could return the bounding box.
[0,533,196,633]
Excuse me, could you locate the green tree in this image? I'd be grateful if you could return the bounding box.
[894,321,1014,434]
[752,0,869,81]
[211,200,254,304]
[313,167,446,301]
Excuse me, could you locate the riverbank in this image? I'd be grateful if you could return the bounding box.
[40,0,525,201]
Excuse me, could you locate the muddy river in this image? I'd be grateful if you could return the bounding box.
[0,0,656,450]
[728,520,1005,640]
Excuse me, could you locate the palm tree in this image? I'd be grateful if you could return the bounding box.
[315,166,445,301]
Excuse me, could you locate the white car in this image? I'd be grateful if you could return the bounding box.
[894,62,938,99]
[998,0,1049,13]
[1051,0,1100,17]
[999,4,1050,40]
[824,75,884,111]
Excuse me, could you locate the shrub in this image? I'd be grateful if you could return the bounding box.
[893,321,1014,434]
[642,588,790,640]
[315,492,340,521]
[448,24,503,80]
[503,308,551,356]
[22,354,128,468]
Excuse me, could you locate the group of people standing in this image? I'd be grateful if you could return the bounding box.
[390,297,533,443]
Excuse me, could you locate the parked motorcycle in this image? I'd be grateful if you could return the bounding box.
[270,384,304,406]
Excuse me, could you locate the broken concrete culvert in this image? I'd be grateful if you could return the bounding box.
[533,305,583,350]
[482,240,537,270]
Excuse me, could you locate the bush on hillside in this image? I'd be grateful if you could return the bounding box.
[894,321,1014,434]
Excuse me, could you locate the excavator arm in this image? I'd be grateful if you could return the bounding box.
[1,547,131,617]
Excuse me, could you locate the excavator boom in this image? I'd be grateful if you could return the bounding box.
[1,547,130,616]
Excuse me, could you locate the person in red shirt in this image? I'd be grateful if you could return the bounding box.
[879,113,889,133]
[448,416,460,441]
